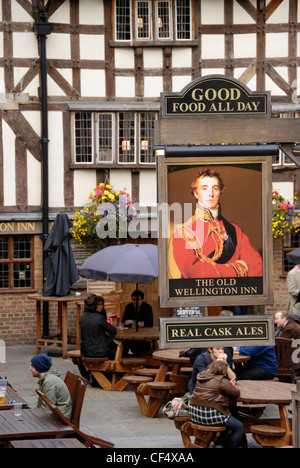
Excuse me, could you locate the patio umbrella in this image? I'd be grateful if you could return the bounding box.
[286,248,300,265]
[78,243,158,331]
[43,213,79,297]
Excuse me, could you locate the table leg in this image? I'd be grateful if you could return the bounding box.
[114,341,123,362]
[36,301,41,354]
[76,304,81,349]
[58,303,62,341]
[62,302,68,359]
[279,404,293,444]
[154,362,169,381]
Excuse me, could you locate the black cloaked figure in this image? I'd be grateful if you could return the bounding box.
[43,213,79,297]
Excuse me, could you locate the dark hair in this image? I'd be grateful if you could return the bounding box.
[190,169,225,196]
[84,294,105,313]
[131,289,144,300]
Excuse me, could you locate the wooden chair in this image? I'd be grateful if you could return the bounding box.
[86,280,118,294]
[36,390,114,448]
[102,290,123,327]
[64,371,88,428]
[275,337,300,383]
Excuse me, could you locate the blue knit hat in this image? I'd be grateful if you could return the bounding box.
[31,354,52,373]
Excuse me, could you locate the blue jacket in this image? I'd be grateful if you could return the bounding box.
[239,346,277,376]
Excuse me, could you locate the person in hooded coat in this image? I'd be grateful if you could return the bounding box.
[189,360,243,448]
[80,294,117,359]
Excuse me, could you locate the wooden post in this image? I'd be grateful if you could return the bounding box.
[292,384,300,447]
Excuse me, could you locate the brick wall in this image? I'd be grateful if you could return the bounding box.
[265,237,290,314]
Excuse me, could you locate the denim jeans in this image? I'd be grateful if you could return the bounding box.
[224,415,244,448]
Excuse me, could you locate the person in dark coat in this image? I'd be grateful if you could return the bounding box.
[80,294,117,359]
[121,290,153,355]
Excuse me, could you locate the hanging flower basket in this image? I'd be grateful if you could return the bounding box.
[272,190,300,239]
[72,183,136,250]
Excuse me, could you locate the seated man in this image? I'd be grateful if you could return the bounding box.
[274,310,300,340]
[122,290,153,355]
[189,347,235,394]
[30,354,72,420]
[236,346,277,380]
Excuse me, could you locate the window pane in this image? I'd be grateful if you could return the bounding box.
[119,113,135,163]
[98,114,113,162]
[116,0,131,40]
[157,2,171,39]
[13,235,31,259]
[176,0,191,39]
[137,2,150,39]
[0,236,9,259]
[140,113,156,163]
[75,112,93,163]
[13,263,32,289]
[0,264,9,289]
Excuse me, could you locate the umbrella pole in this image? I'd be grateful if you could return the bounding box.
[136,283,139,332]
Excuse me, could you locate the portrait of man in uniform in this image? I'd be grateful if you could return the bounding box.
[168,167,263,280]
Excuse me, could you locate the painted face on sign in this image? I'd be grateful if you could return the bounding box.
[193,176,222,211]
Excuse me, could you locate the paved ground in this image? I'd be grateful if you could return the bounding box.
[0,345,282,449]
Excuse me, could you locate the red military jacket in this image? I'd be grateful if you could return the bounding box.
[169,205,263,279]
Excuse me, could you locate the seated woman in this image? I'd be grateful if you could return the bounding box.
[80,294,117,359]
[189,360,243,448]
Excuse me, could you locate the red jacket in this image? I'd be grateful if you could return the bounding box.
[170,207,263,279]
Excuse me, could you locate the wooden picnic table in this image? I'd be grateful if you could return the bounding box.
[152,348,191,381]
[0,407,74,447]
[11,438,86,448]
[0,385,28,410]
[28,293,88,358]
[236,380,296,447]
[68,326,160,391]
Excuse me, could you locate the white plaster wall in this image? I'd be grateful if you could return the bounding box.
[27,152,41,206]
[12,1,32,21]
[109,170,132,198]
[234,34,256,58]
[50,0,70,23]
[266,33,289,57]
[143,49,163,68]
[172,75,192,92]
[74,170,97,207]
[80,35,105,60]
[234,68,256,91]
[201,0,224,24]
[201,35,225,59]
[47,34,71,60]
[81,69,106,96]
[0,68,4,94]
[21,111,41,137]
[266,67,289,96]
[139,171,156,207]
[266,1,289,23]
[115,76,135,97]
[144,76,163,97]
[2,121,16,207]
[13,33,37,58]
[233,0,256,24]
[0,32,3,58]
[47,69,73,96]
[172,48,192,68]
[115,49,135,68]
[79,0,104,24]
[272,182,294,203]
[48,112,64,208]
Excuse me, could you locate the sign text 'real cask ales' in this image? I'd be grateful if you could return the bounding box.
[161,75,270,119]
[159,316,274,349]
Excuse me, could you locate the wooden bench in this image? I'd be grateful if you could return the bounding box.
[67,350,146,391]
[123,375,153,416]
[179,420,227,448]
[137,368,159,378]
[250,424,287,447]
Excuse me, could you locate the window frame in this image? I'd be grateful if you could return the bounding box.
[0,235,35,293]
[72,111,158,167]
[114,0,193,43]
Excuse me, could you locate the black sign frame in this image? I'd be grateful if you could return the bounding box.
[159,315,274,349]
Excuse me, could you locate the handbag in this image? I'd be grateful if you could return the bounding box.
[163,396,189,419]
